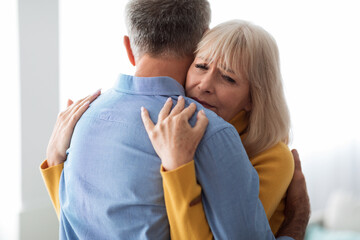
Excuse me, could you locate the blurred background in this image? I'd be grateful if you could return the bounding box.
[1,0,359,239]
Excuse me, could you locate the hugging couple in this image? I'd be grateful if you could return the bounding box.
[41,0,310,239]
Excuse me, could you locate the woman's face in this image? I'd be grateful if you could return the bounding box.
[185,57,251,122]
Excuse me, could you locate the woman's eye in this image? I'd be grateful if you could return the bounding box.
[221,75,236,83]
[195,64,208,70]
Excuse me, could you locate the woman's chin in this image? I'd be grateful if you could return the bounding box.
[203,106,218,115]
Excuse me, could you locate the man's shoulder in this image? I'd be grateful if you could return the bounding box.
[79,89,144,121]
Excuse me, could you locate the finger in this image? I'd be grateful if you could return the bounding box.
[67,99,74,107]
[74,89,101,110]
[193,110,209,137]
[69,100,90,124]
[68,89,101,116]
[141,106,155,134]
[169,95,185,116]
[291,149,302,171]
[158,98,173,122]
[63,96,87,116]
[88,88,101,103]
[180,103,197,120]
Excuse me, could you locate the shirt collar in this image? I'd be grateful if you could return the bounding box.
[114,74,185,96]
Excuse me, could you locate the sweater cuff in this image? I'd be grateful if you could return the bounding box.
[161,161,197,189]
[39,159,64,220]
[40,159,64,173]
[160,160,200,205]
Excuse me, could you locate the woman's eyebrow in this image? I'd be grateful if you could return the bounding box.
[197,56,211,62]
[219,64,235,74]
[197,57,235,73]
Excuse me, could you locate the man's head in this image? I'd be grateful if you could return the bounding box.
[125,0,211,60]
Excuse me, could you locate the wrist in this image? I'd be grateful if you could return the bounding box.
[162,156,193,171]
[47,159,64,167]
[47,153,66,167]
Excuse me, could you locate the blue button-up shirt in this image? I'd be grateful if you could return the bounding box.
[59,74,293,240]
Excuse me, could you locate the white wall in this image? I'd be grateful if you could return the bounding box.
[18,0,60,237]
[0,0,21,239]
[59,0,132,107]
[0,0,59,239]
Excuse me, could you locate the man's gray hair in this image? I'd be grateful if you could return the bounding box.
[125,0,211,59]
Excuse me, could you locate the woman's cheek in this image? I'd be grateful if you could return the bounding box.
[185,77,197,90]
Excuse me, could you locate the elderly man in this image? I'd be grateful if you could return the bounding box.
[41,0,310,239]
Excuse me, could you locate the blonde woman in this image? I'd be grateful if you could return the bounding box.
[141,19,294,237]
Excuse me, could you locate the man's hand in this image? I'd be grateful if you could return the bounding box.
[46,89,101,167]
[277,149,311,240]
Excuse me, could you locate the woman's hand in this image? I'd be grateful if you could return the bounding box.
[141,96,209,171]
[46,89,101,167]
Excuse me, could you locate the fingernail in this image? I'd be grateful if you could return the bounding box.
[178,95,183,100]
[166,97,172,102]
[141,106,145,112]
[92,88,101,96]
[83,100,90,106]
[200,110,206,115]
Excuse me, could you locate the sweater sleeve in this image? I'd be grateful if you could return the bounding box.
[40,159,64,220]
[161,142,294,237]
[251,142,295,233]
[161,161,213,240]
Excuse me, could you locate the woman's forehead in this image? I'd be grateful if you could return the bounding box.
[195,55,238,75]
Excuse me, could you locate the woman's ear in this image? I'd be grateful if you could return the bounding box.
[123,35,135,66]
[244,99,252,112]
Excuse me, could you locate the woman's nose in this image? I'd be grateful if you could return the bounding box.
[197,75,215,94]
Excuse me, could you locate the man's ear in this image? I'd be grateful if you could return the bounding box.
[123,35,135,66]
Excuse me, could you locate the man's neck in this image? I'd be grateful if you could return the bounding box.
[134,54,193,87]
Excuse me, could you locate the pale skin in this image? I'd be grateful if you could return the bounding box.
[185,58,251,122]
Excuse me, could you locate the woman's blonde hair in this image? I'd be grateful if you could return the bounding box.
[195,20,290,158]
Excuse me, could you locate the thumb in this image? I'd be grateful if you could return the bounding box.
[194,110,209,137]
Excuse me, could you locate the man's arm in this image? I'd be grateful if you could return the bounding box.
[277,149,311,240]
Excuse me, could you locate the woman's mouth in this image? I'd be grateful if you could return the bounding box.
[192,97,215,109]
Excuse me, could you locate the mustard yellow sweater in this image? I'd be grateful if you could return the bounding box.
[40,111,294,239]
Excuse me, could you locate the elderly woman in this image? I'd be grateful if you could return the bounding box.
[41,20,293,238]
[141,19,293,237]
